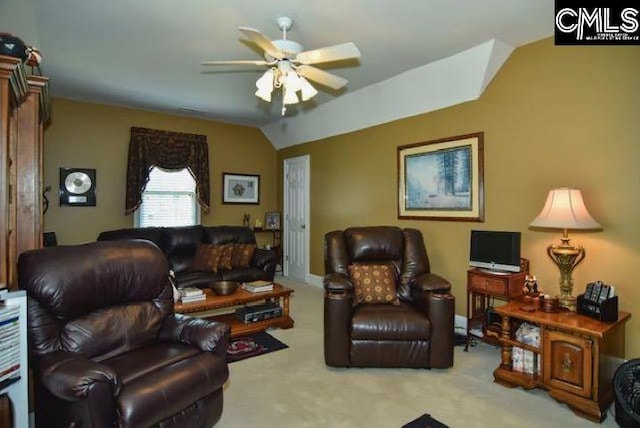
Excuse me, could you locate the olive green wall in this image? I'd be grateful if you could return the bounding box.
[44,99,277,244]
[278,38,640,357]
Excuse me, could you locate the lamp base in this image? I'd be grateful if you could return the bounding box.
[558,294,577,312]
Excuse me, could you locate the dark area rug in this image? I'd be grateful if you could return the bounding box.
[402,413,449,428]
[226,331,288,363]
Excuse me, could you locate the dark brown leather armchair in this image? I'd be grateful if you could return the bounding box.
[324,226,455,369]
[18,240,230,428]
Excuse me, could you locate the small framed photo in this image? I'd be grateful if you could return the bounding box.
[222,173,260,204]
[265,212,281,230]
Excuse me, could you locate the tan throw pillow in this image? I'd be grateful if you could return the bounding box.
[231,244,256,268]
[190,244,223,272]
[217,244,234,270]
[348,264,399,305]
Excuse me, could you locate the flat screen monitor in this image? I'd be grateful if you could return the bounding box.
[469,230,521,273]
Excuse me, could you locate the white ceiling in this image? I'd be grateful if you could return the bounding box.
[1,0,553,147]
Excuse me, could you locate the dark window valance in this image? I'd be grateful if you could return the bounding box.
[125,127,210,215]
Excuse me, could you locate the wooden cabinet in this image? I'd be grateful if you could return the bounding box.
[0,55,50,289]
[466,269,526,350]
[493,300,630,422]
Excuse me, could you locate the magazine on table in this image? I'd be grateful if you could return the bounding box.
[241,280,274,293]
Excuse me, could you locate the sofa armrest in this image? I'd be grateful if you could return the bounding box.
[36,351,121,401]
[252,247,277,268]
[323,272,353,294]
[159,313,230,358]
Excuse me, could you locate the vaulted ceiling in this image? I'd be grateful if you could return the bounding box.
[1,0,553,147]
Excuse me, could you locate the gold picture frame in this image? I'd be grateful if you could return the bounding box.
[398,132,484,221]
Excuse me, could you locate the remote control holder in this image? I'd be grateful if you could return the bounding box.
[577,294,618,322]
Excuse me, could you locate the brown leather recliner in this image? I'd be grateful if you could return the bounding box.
[18,240,230,428]
[323,226,455,369]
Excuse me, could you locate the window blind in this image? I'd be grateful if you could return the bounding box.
[136,168,199,227]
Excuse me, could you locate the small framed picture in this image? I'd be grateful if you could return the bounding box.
[222,173,260,204]
[265,212,281,230]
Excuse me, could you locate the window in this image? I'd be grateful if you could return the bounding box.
[134,167,200,227]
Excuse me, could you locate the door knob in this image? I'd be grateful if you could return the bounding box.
[301,224,306,229]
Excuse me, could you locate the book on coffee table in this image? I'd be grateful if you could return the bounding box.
[241,281,274,293]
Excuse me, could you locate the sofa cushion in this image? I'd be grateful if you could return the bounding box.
[162,226,205,273]
[204,226,257,245]
[351,302,431,341]
[109,345,228,427]
[175,271,222,289]
[348,264,399,305]
[97,227,166,248]
[231,244,256,268]
[191,244,224,272]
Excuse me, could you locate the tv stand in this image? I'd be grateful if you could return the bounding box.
[466,268,526,351]
[477,268,513,276]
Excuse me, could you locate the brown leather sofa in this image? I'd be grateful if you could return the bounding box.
[323,226,455,369]
[97,225,277,289]
[18,240,230,428]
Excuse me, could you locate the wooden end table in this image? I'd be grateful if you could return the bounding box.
[175,283,294,338]
[492,300,630,422]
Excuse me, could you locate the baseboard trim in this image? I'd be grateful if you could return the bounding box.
[455,314,467,330]
[306,274,323,288]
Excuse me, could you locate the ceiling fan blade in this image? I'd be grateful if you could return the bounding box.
[238,27,284,60]
[295,42,361,65]
[201,60,274,66]
[296,65,348,90]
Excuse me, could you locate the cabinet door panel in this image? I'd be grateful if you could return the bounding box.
[543,330,593,398]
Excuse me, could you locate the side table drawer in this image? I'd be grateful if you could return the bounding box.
[469,275,507,295]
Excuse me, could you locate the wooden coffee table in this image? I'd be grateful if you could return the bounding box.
[175,283,294,338]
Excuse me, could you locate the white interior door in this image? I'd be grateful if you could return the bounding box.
[283,155,309,281]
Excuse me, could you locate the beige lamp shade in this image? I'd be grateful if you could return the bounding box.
[529,188,602,230]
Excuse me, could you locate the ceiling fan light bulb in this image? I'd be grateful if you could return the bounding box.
[299,76,318,101]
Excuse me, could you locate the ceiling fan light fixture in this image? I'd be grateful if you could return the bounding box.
[255,69,275,102]
[299,76,318,101]
[283,86,299,105]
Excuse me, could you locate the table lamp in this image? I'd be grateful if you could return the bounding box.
[529,188,602,311]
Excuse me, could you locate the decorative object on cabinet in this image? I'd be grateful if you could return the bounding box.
[398,132,484,221]
[243,213,250,227]
[493,300,630,423]
[223,173,260,204]
[265,212,281,230]
[529,188,602,311]
[59,168,96,206]
[0,33,28,61]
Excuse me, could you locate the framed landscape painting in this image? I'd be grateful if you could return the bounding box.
[397,133,484,221]
[222,173,260,204]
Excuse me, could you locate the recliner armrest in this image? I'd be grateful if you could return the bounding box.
[36,350,121,401]
[323,272,353,294]
[159,314,230,358]
[412,272,451,293]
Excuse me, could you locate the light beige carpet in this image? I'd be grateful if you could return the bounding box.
[216,276,617,427]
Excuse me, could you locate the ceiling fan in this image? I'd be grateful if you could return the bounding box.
[201,17,361,115]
